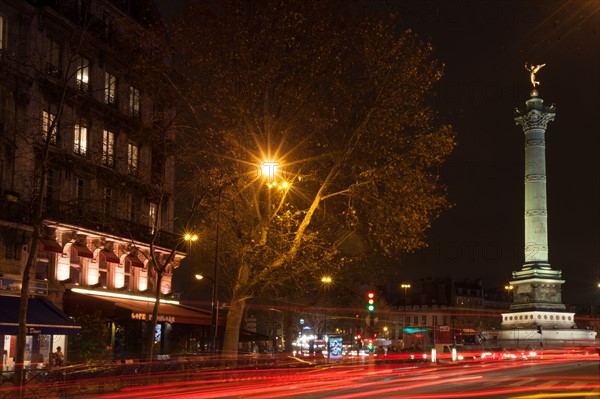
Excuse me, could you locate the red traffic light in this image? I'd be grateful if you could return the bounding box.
[356,334,362,340]
[367,292,375,299]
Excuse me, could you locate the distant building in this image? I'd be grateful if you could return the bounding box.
[0,0,209,366]
[383,278,493,348]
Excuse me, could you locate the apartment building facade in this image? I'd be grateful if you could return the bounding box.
[0,0,205,366]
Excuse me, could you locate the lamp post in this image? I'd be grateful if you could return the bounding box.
[401,284,411,306]
[321,276,332,339]
[195,274,217,352]
[504,284,514,302]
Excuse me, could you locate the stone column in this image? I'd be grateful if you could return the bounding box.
[514,89,556,266]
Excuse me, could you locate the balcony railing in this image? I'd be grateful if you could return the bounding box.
[0,196,181,250]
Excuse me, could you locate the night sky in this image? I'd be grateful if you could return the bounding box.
[384,0,600,305]
[161,1,599,305]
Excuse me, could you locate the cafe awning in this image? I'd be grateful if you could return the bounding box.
[0,296,81,335]
[65,291,213,326]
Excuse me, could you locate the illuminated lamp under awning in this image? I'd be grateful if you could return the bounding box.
[37,238,63,253]
[126,255,144,268]
[72,244,93,258]
[100,249,120,263]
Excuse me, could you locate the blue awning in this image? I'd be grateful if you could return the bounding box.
[0,296,81,335]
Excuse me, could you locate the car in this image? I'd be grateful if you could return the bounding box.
[481,347,538,361]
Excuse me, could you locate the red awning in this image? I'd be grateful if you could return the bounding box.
[37,238,63,253]
[126,255,144,268]
[100,249,120,263]
[72,244,93,258]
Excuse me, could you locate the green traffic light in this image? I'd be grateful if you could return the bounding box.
[367,304,375,312]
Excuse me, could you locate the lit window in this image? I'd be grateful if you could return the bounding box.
[122,258,133,290]
[104,72,116,105]
[73,120,88,155]
[149,202,158,232]
[102,129,115,167]
[129,86,140,118]
[0,14,6,51]
[127,142,139,175]
[76,57,90,92]
[42,105,57,144]
[45,38,60,77]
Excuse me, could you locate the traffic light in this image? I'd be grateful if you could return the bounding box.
[367,292,375,312]
[367,338,374,352]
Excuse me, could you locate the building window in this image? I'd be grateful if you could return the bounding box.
[102,129,115,167]
[104,72,116,105]
[103,187,113,215]
[432,315,438,326]
[129,86,140,118]
[35,259,49,281]
[73,120,88,155]
[45,38,61,77]
[123,261,131,290]
[127,142,139,175]
[149,202,158,232]
[0,14,6,51]
[421,315,427,325]
[76,56,90,92]
[405,315,410,324]
[44,168,58,207]
[129,194,141,223]
[42,105,58,144]
[413,315,418,325]
[75,178,85,200]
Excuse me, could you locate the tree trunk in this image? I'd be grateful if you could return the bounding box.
[147,272,163,360]
[221,261,251,358]
[14,230,39,385]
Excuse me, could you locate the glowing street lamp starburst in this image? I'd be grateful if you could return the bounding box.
[261,161,279,182]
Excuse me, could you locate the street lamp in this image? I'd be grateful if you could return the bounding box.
[184,233,199,243]
[401,284,411,306]
[504,284,514,302]
[321,276,332,338]
[261,161,279,182]
[195,274,217,352]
